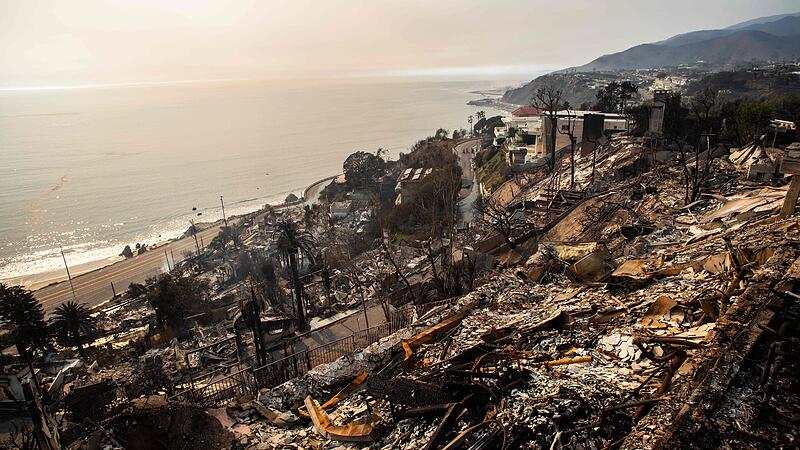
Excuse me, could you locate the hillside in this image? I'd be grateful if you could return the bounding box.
[683,66,800,100]
[501,72,638,107]
[570,13,800,72]
[659,14,800,47]
[726,11,800,29]
[501,12,800,107]
[575,30,800,71]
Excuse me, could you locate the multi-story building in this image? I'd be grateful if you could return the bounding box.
[501,108,628,167]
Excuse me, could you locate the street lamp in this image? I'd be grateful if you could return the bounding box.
[220,195,228,228]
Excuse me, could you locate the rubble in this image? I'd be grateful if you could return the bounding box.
[210,137,800,449]
[305,395,379,442]
[8,132,800,450]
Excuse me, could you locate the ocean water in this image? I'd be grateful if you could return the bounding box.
[0,76,523,283]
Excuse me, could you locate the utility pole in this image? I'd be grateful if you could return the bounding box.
[164,249,172,271]
[220,195,228,228]
[59,246,78,302]
[557,109,577,190]
[189,220,201,256]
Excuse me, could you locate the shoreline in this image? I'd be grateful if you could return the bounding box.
[467,97,517,111]
[302,174,338,204]
[3,175,339,292]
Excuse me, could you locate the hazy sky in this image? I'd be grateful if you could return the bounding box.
[1,0,798,88]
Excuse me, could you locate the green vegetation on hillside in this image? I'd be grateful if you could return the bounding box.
[381,133,462,238]
[685,66,800,101]
[476,147,511,194]
[502,72,638,108]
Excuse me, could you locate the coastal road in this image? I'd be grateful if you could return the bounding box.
[33,225,223,312]
[454,139,479,185]
[454,138,481,227]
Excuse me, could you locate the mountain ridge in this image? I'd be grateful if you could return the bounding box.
[658,15,800,47]
[502,12,800,107]
[569,13,800,72]
[726,11,800,29]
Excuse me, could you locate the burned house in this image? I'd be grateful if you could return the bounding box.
[394,167,433,205]
[501,108,628,169]
[328,200,352,220]
[729,135,778,181]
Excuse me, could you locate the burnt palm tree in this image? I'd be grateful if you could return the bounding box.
[0,284,51,363]
[50,301,96,357]
[273,219,316,329]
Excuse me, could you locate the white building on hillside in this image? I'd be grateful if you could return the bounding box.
[501,108,628,167]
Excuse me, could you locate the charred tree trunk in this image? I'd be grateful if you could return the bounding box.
[382,239,416,302]
[289,250,307,330]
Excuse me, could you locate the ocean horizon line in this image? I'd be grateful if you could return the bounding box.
[0,67,551,92]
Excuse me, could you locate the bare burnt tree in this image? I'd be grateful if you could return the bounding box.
[325,238,391,324]
[347,252,392,325]
[425,238,446,297]
[557,108,578,189]
[412,166,462,299]
[413,166,460,241]
[319,251,333,305]
[424,236,464,299]
[588,135,601,187]
[379,234,416,302]
[350,267,375,327]
[473,195,532,249]
[463,251,476,292]
[532,87,563,172]
[658,91,714,205]
[692,87,718,150]
[675,89,718,204]
[676,138,716,205]
[9,424,37,450]
[402,164,466,298]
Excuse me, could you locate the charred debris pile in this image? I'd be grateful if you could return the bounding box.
[204,138,798,449]
[5,134,800,450]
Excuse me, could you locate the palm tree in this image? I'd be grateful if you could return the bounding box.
[273,218,316,266]
[273,219,316,329]
[50,301,96,357]
[0,284,51,362]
